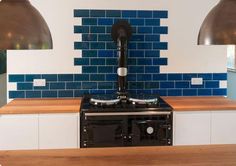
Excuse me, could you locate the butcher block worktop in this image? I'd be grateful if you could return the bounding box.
[1,97,236,114]
[0,145,236,166]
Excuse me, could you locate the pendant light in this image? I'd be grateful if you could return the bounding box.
[198,0,236,45]
[0,0,53,50]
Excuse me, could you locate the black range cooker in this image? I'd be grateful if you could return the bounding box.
[80,94,173,148]
[80,20,173,148]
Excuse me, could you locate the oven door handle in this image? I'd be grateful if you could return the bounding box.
[84,111,171,117]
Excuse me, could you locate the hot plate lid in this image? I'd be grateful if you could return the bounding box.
[90,94,120,106]
[128,94,159,105]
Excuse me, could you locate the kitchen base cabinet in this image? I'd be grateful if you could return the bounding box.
[173,111,211,145]
[0,114,38,150]
[211,111,236,144]
[39,113,78,149]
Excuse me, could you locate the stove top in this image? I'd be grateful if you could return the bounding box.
[80,94,173,112]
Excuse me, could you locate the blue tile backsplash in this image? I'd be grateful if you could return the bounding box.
[8,9,227,99]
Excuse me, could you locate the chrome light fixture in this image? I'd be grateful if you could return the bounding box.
[0,0,53,50]
[198,0,236,45]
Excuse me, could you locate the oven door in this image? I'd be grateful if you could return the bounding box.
[81,116,125,148]
[131,118,172,146]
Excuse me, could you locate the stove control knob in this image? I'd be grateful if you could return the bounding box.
[123,136,127,139]
[147,127,154,135]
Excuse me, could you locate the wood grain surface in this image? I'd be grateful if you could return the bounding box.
[1,97,236,114]
[0,98,81,114]
[0,145,236,166]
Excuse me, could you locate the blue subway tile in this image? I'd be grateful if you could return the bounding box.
[106,10,121,17]
[213,89,227,96]
[106,74,117,81]
[90,10,106,17]
[137,90,152,94]
[90,58,106,65]
[82,82,97,89]
[106,42,117,49]
[175,81,190,88]
[153,58,168,65]
[198,73,213,80]
[213,73,227,80]
[183,73,198,80]
[90,26,106,33]
[145,19,160,26]
[58,90,73,98]
[130,19,145,26]
[145,50,160,57]
[138,27,153,34]
[127,58,136,65]
[82,50,97,57]
[90,42,105,49]
[74,74,89,81]
[74,90,89,97]
[17,83,33,90]
[106,58,117,65]
[98,18,113,25]
[58,74,74,81]
[90,90,106,94]
[145,82,159,89]
[106,90,117,94]
[74,42,89,49]
[128,43,137,49]
[198,89,212,96]
[127,74,137,81]
[50,83,65,90]
[98,82,114,89]
[74,58,90,66]
[25,75,41,82]
[90,74,105,81]
[137,11,152,18]
[137,74,152,81]
[153,42,168,50]
[82,18,97,25]
[26,91,41,98]
[131,35,145,41]
[42,74,57,82]
[183,89,197,96]
[83,66,98,73]
[128,82,144,89]
[98,34,112,41]
[98,50,114,57]
[153,27,168,34]
[153,11,168,18]
[145,66,160,73]
[129,66,144,73]
[82,34,97,41]
[191,84,204,89]
[153,74,167,81]
[168,89,182,96]
[137,58,152,65]
[160,82,174,88]
[42,91,57,98]
[98,66,114,73]
[137,43,152,49]
[145,35,160,41]
[66,82,81,89]
[9,75,25,82]
[74,9,90,17]
[205,81,219,88]
[106,27,112,33]
[122,10,137,18]
[129,50,145,57]
[9,91,25,99]
[153,89,167,96]
[74,26,89,33]
[168,74,183,80]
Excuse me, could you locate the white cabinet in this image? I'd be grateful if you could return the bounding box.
[211,111,236,144]
[39,113,78,149]
[0,114,38,150]
[174,111,211,145]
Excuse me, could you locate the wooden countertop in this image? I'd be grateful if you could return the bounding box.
[1,97,236,114]
[0,145,236,166]
[0,98,81,114]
